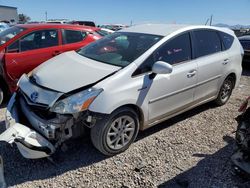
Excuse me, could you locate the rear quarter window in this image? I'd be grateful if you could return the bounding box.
[218,32,234,50]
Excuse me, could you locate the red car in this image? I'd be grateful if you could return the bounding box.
[0,24,102,104]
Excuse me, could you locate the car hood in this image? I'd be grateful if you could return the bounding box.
[32,51,120,93]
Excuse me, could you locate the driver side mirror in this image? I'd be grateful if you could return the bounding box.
[152,61,173,74]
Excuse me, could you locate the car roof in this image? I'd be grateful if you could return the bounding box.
[16,24,100,32]
[119,23,233,36]
[238,35,250,41]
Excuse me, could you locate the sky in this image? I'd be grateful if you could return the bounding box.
[0,0,250,25]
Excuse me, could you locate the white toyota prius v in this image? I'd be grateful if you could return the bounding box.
[0,24,243,159]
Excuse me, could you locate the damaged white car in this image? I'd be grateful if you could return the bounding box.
[0,24,243,159]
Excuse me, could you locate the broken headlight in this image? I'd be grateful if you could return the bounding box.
[50,88,103,114]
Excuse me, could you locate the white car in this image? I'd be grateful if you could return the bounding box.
[99,28,114,35]
[0,23,9,32]
[0,24,243,159]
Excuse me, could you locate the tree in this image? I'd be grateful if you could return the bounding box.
[18,14,31,24]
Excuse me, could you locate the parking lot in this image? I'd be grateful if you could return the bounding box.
[0,67,249,188]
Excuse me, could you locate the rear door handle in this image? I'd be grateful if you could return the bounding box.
[222,59,229,65]
[187,70,197,78]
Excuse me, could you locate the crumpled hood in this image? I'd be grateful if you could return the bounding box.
[32,51,120,93]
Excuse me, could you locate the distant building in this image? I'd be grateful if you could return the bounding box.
[0,5,18,24]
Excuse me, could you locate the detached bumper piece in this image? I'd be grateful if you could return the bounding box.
[0,123,55,159]
[0,93,55,159]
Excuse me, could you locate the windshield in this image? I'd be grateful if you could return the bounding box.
[0,26,26,45]
[77,32,162,67]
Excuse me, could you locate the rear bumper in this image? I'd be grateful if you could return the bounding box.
[0,93,56,159]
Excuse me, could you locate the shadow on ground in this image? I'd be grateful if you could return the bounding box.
[158,136,250,188]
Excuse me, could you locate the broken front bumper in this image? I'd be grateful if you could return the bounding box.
[0,93,55,159]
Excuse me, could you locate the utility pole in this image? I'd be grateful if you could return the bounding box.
[45,11,48,21]
[210,14,213,26]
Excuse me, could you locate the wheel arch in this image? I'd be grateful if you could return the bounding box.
[225,72,237,88]
[111,104,145,130]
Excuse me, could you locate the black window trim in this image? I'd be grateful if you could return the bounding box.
[190,28,223,60]
[7,28,59,53]
[132,31,193,78]
[61,29,87,45]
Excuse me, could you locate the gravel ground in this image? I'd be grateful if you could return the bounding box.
[0,68,250,188]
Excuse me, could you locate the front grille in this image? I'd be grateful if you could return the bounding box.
[18,91,57,120]
[19,90,49,109]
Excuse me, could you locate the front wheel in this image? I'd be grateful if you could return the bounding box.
[91,107,139,156]
[0,86,3,106]
[214,76,234,106]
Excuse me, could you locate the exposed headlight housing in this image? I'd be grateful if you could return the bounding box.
[50,88,103,114]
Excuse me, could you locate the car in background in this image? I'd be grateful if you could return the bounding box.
[96,28,114,36]
[238,35,250,64]
[68,21,96,27]
[0,24,102,105]
[100,24,127,31]
[0,24,243,159]
[0,23,9,32]
[46,20,68,24]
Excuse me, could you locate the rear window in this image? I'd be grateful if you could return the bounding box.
[219,32,234,50]
[193,30,222,58]
[62,29,87,44]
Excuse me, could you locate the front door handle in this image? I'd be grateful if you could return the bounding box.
[222,59,229,65]
[187,70,197,78]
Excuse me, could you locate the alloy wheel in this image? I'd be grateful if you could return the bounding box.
[106,115,136,150]
[220,80,232,102]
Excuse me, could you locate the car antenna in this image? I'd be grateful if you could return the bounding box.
[205,18,210,25]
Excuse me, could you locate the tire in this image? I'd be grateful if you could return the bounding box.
[0,86,3,106]
[91,107,139,156]
[214,76,234,106]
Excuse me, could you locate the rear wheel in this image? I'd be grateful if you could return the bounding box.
[215,76,234,106]
[91,107,139,156]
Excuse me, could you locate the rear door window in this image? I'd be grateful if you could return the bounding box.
[193,30,222,58]
[62,29,87,44]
